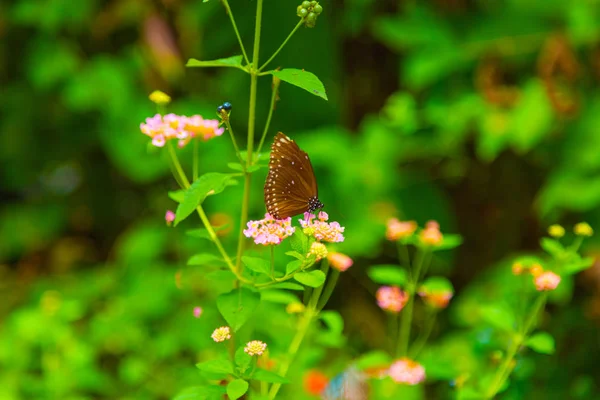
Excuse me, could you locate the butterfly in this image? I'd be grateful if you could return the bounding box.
[264,132,323,220]
[321,367,369,400]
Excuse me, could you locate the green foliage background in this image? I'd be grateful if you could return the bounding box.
[1,0,600,399]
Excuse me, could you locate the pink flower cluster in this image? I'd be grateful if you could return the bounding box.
[376,286,409,313]
[300,212,345,243]
[140,113,224,148]
[534,271,561,291]
[386,218,417,241]
[327,252,353,272]
[243,213,295,245]
[420,220,443,246]
[388,358,426,385]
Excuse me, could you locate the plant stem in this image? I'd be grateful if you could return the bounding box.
[224,119,243,163]
[268,302,317,399]
[167,142,250,284]
[317,268,339,310]
[167,142,190,187]
[409,311,437,358]
[193,140,199,181]
[309,260,330,310]
[221,0,250,65]
[485,293,548,398]
[235,0,263,276]
[255,78,281,160]
[397,249,427,357]
[259,19,303,72]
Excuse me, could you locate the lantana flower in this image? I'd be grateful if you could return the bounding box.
[304,370,329,396]
[244,340,267,356]
[534,271,561,291]
[309,242,328,261]
[418,288,453,309]
[419,220,443,246]
[140,113,223,148]
[389,358,426,385]
[243,213,295,245]
[547,224,565,238]
[300,212,345,243]
[193,306,202,318]
[574,222,593,237]
[327,252,353,272]
[211,326,231,342]
[376,286,409,313]
[165,210,175,226]
[386,218,417,241]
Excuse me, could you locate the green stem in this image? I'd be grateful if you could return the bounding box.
[259,20,303,72]
[317,268,340,310]
[221,0,250,65]
[167,142,190,188]
[235,0,263,275]
[409,311,436,358]
[268,302,317,399]
[485,293,548,398]
[397,249,427,357]
[309,260,330,310]
[193,139,199,181]
[167,142,250,284]
[255,77,281,160]
[224,119,243,163]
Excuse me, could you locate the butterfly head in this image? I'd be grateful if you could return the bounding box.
[308,196,324,213]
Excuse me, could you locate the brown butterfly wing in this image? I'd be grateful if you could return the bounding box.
[264,132,319,219]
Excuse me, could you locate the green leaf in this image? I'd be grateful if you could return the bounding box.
[217,288,261,331]
[261,290,299,304]
[525,332,555,355]
[234,347,252,374]
[252,369,290,384]
[289,229,308,254]
[419,276,454,293]
[540,238,565,258]
[226,379,249,400]
[168,190,185,203]
[205,270,236,283]
[188,253,223,266]
[285,251,305,260]
[319,311,344,333]
[227,163,244,172]
[174,385,226,400]
[563,257,594,275]
[264,282,304,291]
[187,55,244,69]
[196,359,234,374]
[241,256,271,275]
[294,270,326,287]
[175,173,237,225]
[355,351,392,371]
[367,265,407,286]
[286,260,303,275]
[269,68,328,101]
[435,234,463,251]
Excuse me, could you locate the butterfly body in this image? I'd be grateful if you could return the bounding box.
[265,132,323,219]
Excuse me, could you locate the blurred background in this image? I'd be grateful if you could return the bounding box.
[2,0,600,399]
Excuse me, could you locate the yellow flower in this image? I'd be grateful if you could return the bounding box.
[286,302,305,314]
[574,222,593,237]
[149,90,171,105]
[547,224,565,238]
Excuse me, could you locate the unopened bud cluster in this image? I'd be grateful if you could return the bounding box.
[297,1,323,28]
